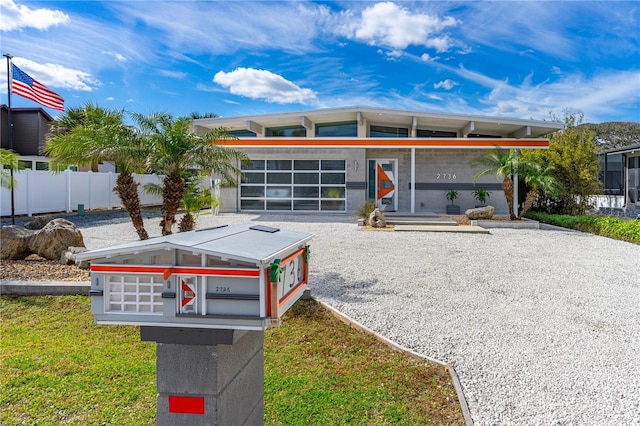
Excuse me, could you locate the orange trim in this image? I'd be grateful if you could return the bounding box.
[90,264,259,277]
[279,279,307,307]
[217,138,549,148]
[280,247,307,265]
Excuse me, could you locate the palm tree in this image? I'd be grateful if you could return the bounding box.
[470,147,518,220]
[132,112,248,236]
[518,161,563,218]
[0,148,20,190]
[45,102,150,240]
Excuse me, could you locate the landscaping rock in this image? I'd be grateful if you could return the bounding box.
[61,246,89,267]
[465,205,495,220]
[28,219,85,261]
[24,215,55,230]
[368,208,387,228]
[0,226,35,260]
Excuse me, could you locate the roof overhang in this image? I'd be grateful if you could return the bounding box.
[194,106,564,139]
[215,138,549,150]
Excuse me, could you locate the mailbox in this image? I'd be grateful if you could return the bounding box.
[76,223,313,330]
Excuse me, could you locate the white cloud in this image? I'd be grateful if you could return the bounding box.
[13,57,99,91]
[157,70,188,79]
[0,0,69,31]
[106,96,114,101]
[102,51,127,62]
[339,2,459,52]
[455,65,640,121]
[213,68,317,104]
[434,79,458,90]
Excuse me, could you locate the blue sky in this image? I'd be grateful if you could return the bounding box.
[1,0,639,124]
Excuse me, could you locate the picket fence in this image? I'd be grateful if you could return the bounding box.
[0,169,163,217]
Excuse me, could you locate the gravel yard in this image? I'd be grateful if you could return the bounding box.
[2,211,639,424]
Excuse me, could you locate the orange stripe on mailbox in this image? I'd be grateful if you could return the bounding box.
[90,264,260,277]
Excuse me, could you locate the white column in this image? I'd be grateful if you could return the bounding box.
[411,148,416,213]
[513,150,519,217]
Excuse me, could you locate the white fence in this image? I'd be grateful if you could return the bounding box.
[1,169,162,217]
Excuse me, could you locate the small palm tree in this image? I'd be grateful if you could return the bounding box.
[470,147,517,219]
[472,188,491,205]
[518,161,563,218]
[0,148,20,190]
[133,112,248,236]
[46,102,150,240]
[177,173,216,232]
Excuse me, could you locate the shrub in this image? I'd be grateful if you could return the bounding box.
[358,199,377,219]
[526,211,640,244]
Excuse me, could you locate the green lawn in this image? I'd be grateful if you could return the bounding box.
[1,296,464,425]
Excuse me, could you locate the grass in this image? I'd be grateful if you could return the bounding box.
[526,211,640,244]
[1,296,464,425]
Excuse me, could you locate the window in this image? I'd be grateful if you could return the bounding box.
[370,125,408,138]
[417,129,457,138]
[240,159,346,212]
[315,121,357,137]
[600,153,624,195]
[265,126,306,137]
[228,130,256,137]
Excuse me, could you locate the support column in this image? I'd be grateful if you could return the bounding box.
[143,328,264,426]
[411,148,416,213]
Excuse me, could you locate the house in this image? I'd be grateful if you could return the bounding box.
[599,143,640,211]
[193,106,564,215]
[0,104,56,170]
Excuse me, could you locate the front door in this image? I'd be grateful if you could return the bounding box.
[368,159,398,211]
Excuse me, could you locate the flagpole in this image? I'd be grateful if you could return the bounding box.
[3,53,15,224]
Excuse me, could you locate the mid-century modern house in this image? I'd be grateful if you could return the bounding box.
[193,106,564,215]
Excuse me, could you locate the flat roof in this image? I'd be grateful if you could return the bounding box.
[194,106,564,139]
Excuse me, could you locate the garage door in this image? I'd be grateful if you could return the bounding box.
[240,159,346,211]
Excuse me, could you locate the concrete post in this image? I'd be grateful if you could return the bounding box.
[142,328,264,426]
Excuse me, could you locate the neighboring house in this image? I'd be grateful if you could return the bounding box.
[0,104,58,170]
[599,143,640,210]
[193,106,564,215]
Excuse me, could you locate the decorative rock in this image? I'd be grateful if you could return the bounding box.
[0,226,35,260]
[465,205,495,220]
[25,215,55,230]
[368,208,387,228]
[28,218,85,261]
[61,246,89,267]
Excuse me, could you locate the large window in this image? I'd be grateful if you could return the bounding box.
[417,129,457,138]
[241,159,346,211]
[265,126,306,137]
[316,121,358,137]
[370,125,408,138]
[600,153,624,195]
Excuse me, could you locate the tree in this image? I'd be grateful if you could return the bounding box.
[470,147,518,219]
[527,113,600,215]
[580,121,640,151]
[132,112,248,235]
[518,160,563,218]
[177,173,214,232]
[45,102,150,240]
[0,148,20,189]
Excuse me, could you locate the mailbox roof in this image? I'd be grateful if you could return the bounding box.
[76,223,313,265]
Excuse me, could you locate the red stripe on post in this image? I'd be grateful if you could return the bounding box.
[168,395,205,415]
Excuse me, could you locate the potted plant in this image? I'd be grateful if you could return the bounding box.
[472,188,491,207]
[445,190,460,214]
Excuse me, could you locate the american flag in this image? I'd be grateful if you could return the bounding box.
[11,63,64,111]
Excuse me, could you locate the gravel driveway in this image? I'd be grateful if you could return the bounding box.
[72,212,640,425]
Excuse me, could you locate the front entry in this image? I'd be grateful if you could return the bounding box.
[368,159,398,211]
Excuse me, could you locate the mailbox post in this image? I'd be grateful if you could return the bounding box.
[76,223,312,425]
